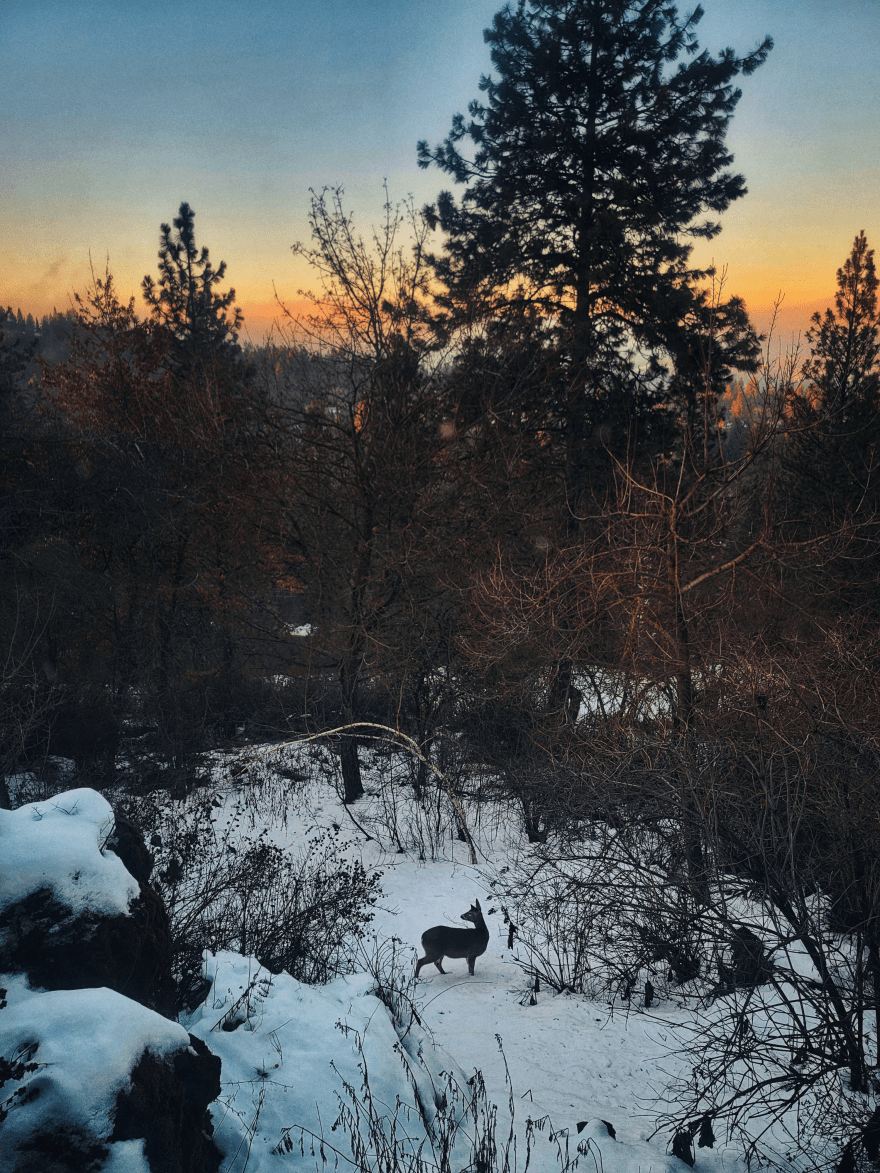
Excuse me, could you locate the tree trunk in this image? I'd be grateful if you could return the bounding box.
[335,499,376,805]
[667,527,694,727]
[339,736,364,804]
[666,526,708,903]
[547,657,582,726]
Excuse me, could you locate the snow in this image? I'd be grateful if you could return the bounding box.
[186,951,471,1172]
[0,757,830,1171]
[164,750,759,1173]
[0,976,188,1166]
[183,884,711,1172]
[0,787,138,916]
[103,1140,151,1173]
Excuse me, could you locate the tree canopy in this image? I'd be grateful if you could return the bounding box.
[419,0,772,375]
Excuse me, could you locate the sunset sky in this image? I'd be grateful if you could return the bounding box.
[2,0,878,347]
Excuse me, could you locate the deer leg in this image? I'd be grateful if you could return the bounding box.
[434,958,446,973]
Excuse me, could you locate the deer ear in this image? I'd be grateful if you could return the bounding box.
[475,899,481,910]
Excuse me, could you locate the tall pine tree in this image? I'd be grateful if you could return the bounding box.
[419,0,771,392]
[782,232,880,618]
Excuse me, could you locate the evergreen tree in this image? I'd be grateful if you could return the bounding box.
[0,309,35,401]
[803,230,880,418]
[664,287,761,448]
[781,233,880,617]
[418,0,771,377]
[142,202,243,375]
[43,268,287,769]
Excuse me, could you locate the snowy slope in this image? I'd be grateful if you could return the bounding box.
[0,747,800,1172]
[177,745,759,1173]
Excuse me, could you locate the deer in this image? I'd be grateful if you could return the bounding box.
[415,899,490,977]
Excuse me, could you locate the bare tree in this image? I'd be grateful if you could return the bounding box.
[273,188,458,802]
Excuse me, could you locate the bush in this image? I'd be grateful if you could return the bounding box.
[122,787,381,1010]
[494,732,880,1170]
[492,820,712,1002]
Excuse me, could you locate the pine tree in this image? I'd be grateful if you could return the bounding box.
[782,233,880,616]
[142,202,243,375]
[803,230,880,418]
[418,0,771,375]
[44,268,287,768]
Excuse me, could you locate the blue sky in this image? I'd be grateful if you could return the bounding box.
[2,0,878,342]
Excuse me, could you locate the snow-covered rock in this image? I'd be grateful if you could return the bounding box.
[0,789,175,1015]
[0,977,221,1172]
[0,786,223,1170]
[0,788,136,917]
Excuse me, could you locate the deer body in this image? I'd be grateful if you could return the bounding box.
[415,900,489,977]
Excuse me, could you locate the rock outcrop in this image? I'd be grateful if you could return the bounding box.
[111,1034,222,1173]
[0,789,223,1172]
[0,885,175,1017]
[0,792,175,1016]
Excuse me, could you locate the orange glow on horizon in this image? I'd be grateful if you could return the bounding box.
[238,288,830,349]
[237,297,315,342]
[0,260,851,351]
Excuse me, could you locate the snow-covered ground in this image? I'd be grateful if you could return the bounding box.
[166,744,761,1173]
[2,745,829,1171]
